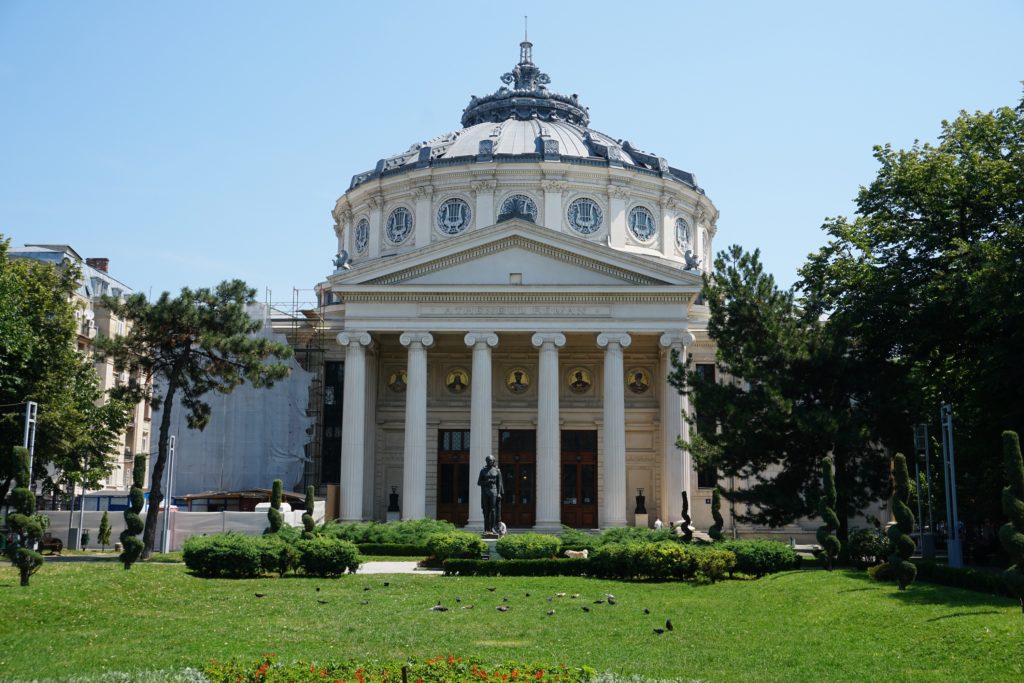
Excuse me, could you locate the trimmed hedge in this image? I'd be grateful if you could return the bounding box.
[323,519,455,545]
[443,558,590,576]
[182,533,265,578]
[590,542,735,581]
[495,532,561,559]
[720,539,799,577]
[296,536,361,577]
[425,531,487,562]
[911,560,1017,599]
[356,543,429,557]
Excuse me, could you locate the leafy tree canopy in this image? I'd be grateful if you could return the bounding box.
[96,279,292,557]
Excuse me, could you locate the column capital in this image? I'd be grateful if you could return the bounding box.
[400,331,435,348]
[337,330,372,347]
[597,332,632,349]
[464,331,499,348]
[659,330,695,348]
[531,332,566,349]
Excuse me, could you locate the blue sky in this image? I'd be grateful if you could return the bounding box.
[1,1,1021,307]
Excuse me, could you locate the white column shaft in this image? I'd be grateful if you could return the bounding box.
[598,333,631,527]
[661,345,684,522]
[465,332,498,529]
[401,332,433,520]
[338,335,369,521]
[532,332,566,531]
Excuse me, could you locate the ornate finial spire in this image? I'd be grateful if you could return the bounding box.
[501,34,549,92]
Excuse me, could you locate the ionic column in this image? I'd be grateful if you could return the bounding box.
[607,185,629,249]
[531,332,566,532]
[464,331,499,529]
[412,185,433,248]
[660,330,696,523]
[597,332,632,527]
[337,331,372,521]
[400,331,434,520]
[541,180,566,232]
[471,180,496,230]
[366,194,384,259]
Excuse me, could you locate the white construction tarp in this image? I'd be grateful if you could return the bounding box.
[151,304,314,496]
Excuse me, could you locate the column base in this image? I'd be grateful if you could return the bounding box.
[531,521,563,534]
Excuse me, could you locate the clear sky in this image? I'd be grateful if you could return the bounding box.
[1,1,1021,308]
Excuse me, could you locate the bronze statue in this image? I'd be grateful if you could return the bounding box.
[477,454,504,534]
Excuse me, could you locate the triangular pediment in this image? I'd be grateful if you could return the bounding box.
[330,220,701,288]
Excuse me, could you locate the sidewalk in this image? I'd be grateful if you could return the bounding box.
[357,561,441,574]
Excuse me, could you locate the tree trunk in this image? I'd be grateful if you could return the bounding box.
[20,566,30,587]
[141,378,178,559]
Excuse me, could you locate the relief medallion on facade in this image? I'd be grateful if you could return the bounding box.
[386,369,407,393]
[566,367,593,394]
[505,367,531,394]
[445,368,470,394]
[626,368,651,394]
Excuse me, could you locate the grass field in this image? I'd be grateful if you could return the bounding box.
[1,563,1021,682]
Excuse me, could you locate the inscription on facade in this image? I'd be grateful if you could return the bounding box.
[420,304,611,318]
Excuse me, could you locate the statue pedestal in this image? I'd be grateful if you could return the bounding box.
[633,513,649,528]
[482,538,502,561]
[386,510,400,522]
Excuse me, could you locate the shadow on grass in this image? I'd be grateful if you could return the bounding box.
[841,569,1017,609]
[926,610,1002,621]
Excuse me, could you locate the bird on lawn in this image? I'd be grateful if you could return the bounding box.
[607,597,617,605]
[496,605,510,612]
[502,597,509,602]
[487,587,496,592]
[431,602,449,612]
[254,593,266,598]
[317,599,329,605]
[455,596,462,603]
[383,581,390,587]
[363,587,371,592]
[643,608,650,615]
[582,606,590,613]
[605,593,616,600]
[555,592,566,598]
[653,628,665,635]
[593,599,605,604]
[315,587,320,592]
[547,609,555,616]
[360,600,369,605]
[666,619,673,631]
[571,593,580,599]
[461,604,474,610]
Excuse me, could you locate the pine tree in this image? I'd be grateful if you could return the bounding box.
[119,455,146,569]
[997,431,1024,613]
[4,446,45,586]
[267,479,284,534]
[816,456,841,570]
[302,485,316,539]
[98,511,111,551]
[887,453,917,589]
[708,487,725,541]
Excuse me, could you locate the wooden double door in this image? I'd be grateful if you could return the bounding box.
[561,430,599,528]
[437,430,471,526]
[498,430,536,528]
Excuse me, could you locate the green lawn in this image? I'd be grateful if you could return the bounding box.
[0,564,1021,682]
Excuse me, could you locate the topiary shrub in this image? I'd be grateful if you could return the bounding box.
[588,541,735,581]
[260,535,299,577]
[997,430,1024,612]
[886,453,917,589]
[678,491,693,543]
[424,531,487,563]
[708,487,724,541]
[182,533,264,578]
[816,456,841,570]
[296,536,360,577]
[495,532,561,559]
[720,539,799,577]
[5,446,45,586]
[119,454,146,570]
[98,510,111,551]
[692,545,737,583]
[266,479,284,534]
[323,518,456,545]
[301,485,316,539]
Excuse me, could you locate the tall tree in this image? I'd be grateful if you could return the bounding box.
[96,280,291,558]
[669,246,889,540]
[998,431,1024,612]
[799,95,1024,522]
[0,237,132,502]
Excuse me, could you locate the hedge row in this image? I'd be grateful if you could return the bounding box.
[911,560,1017,599]
[323,518,455,545]
[182,532,360,578]
[495,532,561,559]
[720,539,800,577]
[356,543,429,556]
[443,558,590,576]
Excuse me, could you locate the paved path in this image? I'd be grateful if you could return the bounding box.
[357,561,441,574]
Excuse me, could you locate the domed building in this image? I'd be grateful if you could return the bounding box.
[316,39,720,531]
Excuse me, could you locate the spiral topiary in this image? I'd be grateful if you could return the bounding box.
[709,487,725,541]
[678,491,693,543]
[119,454,146,569]
[816,456,841,570]
[266,479,284,534]
[997,431,1024,613]
[886,453,917,589]
[5,446,45,586]
[302,485,316,539]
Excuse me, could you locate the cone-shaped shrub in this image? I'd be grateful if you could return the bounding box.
[302,485,316,539]
[5,446,45,586]
[678,491,693,543]
[998,431,1024,612]
[709,487,724,541]
[886,453,917,589]
[816,456,841,570]
[119,454,146,569]
[98,511,111,551]
[267,479,284,534]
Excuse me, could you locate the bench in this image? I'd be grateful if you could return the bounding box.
[38,533,63,555]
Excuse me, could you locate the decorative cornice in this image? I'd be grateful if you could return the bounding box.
[607,183,630,200]
[464,331,499,348]
[337,291,692,305]
[411,185,434,201]
[597,332,632,349]
[541,180,568,193]
[399,331,434,348]
[531,332,567,348]
[470,180,497,194]
[366,234,664,286]
[365,194,385,211]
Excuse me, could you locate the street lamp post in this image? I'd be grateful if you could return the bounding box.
[22,401,38,488]
[940,404,963,568]
[914,424,936,559]
[160,435,176,554]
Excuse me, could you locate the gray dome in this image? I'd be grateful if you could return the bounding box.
[348,41,699,193]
